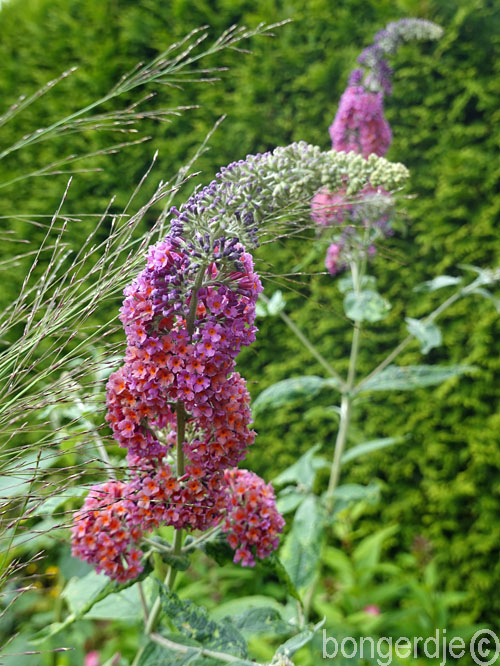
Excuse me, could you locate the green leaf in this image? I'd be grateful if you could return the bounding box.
[276,488,306,514]
[139,635,255,666]
[257,552,302,604]
[273,443,328,489]
[354,527,398,571]
[32,563,153,643]
[32,485,88,516]
[0,450,56,499]
[62,569,110,615]
[267,290,286,315]
[304,404,341,424]
[470,287,500,313]
[360,364,475,392]
[331,483,380,512]
[30,621,68,645]
[210,596,287,622]
[459,263,498,286]
[253,376,340,417]
[280,495,324,590]
[321,547,355,587]
[147,537,191,571]
[405,317,442,354]
[231,607,290,637]
[85,579,154,620]
[256,290,286,317]
[274,619,325,659]
[159,585,248,660]
[341,437,405,464]
[343,289,391,323]
[136,637,202,666]
[197,531,235,566]
[337,274,376,294]
[353,525,399,580]
[414,275,462,292]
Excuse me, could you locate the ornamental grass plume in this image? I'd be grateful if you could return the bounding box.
[0,23,287,573]
[72,142,409,581]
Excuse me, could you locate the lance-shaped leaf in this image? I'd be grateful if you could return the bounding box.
[359,364,475,392]
[344,289,391,323]
[253,376,340,417]
[280,495,324,590]
[257,552,303,604]
[85,580,154,621]
[406,317,442,354]
[158,585,248,660]
[273,443,328,490]
[459,263,499,286]
[469,287,500,313]
[32,563,153,643]
[276,487,307,515]
[414,275,462,292]
[353,525,399,586]
[137,635,254,666]
[196,530,235,566]
[256,290,286,318]
[273,618,326,660]
[231,607,291,638]
[341,437,405,464]
[337,274,376,293]
[329,482,381,514]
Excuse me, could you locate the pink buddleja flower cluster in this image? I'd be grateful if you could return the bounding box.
[72,232,285,581]
[329,84,391,159]
[315,19,442,277]
[310,189,349,227]
[312,185,392,276]
[222,469,285,567]
[324,242,344,277]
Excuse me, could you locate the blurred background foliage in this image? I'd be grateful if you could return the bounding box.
[1,0,500,630]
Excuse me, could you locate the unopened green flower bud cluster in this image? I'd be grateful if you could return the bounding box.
[168,141,409,255]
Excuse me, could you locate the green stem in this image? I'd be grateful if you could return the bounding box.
[149,632,261,665]
[325,260,362,514]
[186,265,207,335]
[325,394,351,514]
[181,524,221,553]
[131,400,186,666]
[355,278,477,393]
[260,294,345,389]
[163,528,184,593]
[138,582,149,624]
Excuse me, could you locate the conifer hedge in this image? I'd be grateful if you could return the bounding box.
[1,0,499,622]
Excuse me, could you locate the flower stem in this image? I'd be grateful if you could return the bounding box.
[355,276,479,393]
[131,399,186,666]
[181,524,221,553]
[325,260,362,513]
[325,393,352,514]
[149,632,260,665]
[186,264,207,336]
[260,293,345,389]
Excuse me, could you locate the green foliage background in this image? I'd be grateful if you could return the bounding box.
[1,0,499,625]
